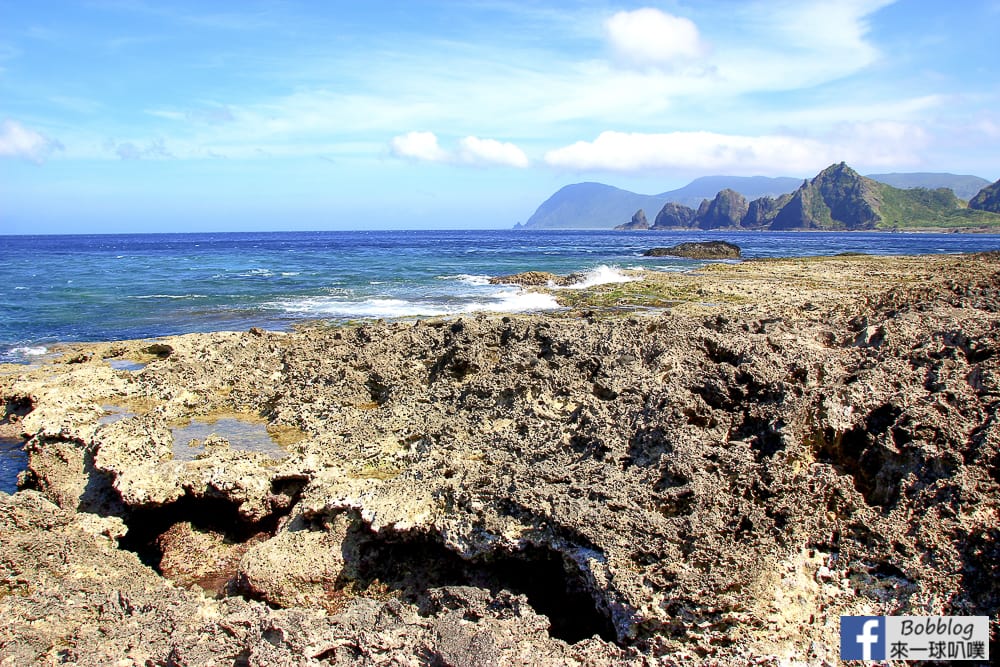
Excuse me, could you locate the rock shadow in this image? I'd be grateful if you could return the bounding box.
[118,494,282,597]
[343,522,619,645]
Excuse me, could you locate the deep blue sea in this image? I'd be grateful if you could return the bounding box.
[2,229,1000,364]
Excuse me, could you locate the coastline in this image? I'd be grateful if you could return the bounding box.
[4,229,1000,367]
[2,252,999,664]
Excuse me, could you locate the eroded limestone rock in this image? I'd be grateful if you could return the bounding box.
[2,253,999,664]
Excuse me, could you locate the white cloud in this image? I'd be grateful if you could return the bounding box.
[975,119,1000,138]
[708,0,895,93]
[457,136,529,167]
[0,119,62,163]
[605,8,705,67]
[827,121,928,167]
[389,131,449,162]
[544,125,926,175]
[15,1,922,169]
[390,132,529,168]
[105,137,174,160]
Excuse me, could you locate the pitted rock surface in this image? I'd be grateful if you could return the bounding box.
[2,253,999,665]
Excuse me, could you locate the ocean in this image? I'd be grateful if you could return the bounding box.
[2,229,1000,364]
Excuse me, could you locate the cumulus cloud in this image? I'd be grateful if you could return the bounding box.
[0,119,63,163]
[826,121,928,167]
[457,136,529,167]
[390,131,529,167]
[605,8,705,68]
[390,131,449,162]
[544,126,926,175]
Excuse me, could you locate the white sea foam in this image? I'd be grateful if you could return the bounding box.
[439,274,492,286]
[280,272,300,277]
[10,346,48,357]
[238,268,274,278]
[277,297,452,319]
[461,289,560,313]
[558,265,640,290]
[273,287,559,319]
[131,294,208,300]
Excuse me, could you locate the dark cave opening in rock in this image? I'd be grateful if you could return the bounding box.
[118,495,281,596]
[348,525,620,645]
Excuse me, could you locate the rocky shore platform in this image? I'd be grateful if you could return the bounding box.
[2,253,999,665]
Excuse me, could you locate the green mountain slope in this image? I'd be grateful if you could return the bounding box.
[866,172,991,200]
[771,163,881,230]
[769,163,1000,231]
[969,178,1000,213]
[874,182,963,228]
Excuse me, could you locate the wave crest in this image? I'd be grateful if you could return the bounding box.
[559,265,640,289]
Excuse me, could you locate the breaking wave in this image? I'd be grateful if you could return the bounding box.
[439,274,492,286]
[558,265,640,289]
[10,346,48,357]
[130,294,209,300]
[272,287,559,320]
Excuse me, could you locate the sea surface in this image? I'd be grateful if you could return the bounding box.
[2,229,1000,364]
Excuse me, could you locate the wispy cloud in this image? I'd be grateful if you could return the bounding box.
[390,131,529,168]
[7,0,931,173]
[544,123,926,175]
[0,119,63,163]
[105,137,173,160]
[88,0,276,31]
[146,105,235,125]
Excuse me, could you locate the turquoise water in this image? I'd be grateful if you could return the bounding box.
[1,229,999,363]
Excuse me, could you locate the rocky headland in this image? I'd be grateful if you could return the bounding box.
[531,163,1000,232]
[639,163,993,232]
[970,177,1000,213]
[2,253,999,665]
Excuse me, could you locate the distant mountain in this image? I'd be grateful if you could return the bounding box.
[663,176,803,208]
[641,163,1000,232]
[522,177,802,229]
[866,173,991,201]
[522,183,667,230]
[520,172,994,230]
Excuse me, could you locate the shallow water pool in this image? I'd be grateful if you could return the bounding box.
[170,417,287,461]
[0,437,27,494]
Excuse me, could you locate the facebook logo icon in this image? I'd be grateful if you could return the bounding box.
[841,616,885,660]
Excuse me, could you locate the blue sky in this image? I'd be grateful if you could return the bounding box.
[1,0,998,233]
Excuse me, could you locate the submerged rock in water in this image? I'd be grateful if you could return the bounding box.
[2,253,1000,664]
[489,271,583,286]
[644,240,741,259]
